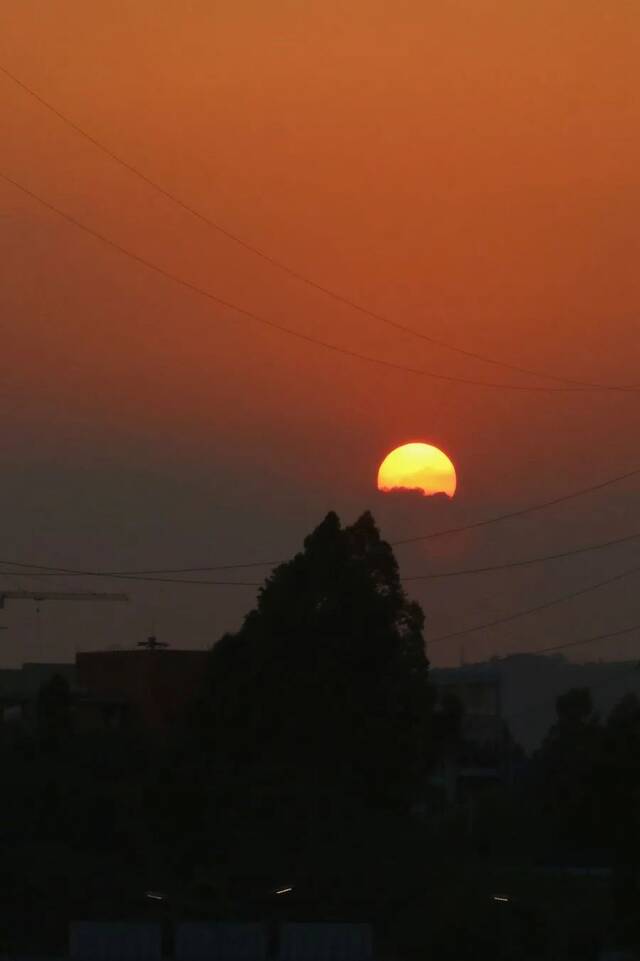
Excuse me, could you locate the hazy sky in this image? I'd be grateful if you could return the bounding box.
[1,1,639,667]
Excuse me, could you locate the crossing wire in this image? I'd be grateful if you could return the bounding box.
[5,172,632,395]
[403,529,640,581]
[1,527,639,589]
[1,63,635,393]
[0,441,638,579]
[429,560,640,644]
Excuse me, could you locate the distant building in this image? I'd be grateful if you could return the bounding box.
[430,664,513,803]
[433,663,504,742]
[0,662,78,726]
[437,654,640,753]
[1,644,210,733]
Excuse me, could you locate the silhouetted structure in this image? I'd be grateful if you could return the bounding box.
[0,661,78,726]
[193,510,431,814]
[76,647,208,729]
[70,921,162,961]
[434,654,640,752]
[175,922,268,961]
[138,634,169,651]
[431,664,510,802]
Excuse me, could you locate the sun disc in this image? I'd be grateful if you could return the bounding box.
[377,443,457,498]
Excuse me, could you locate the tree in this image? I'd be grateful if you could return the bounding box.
[523,687,640,952]
[532,687,602,854]
[193,511,432,824]
[597,693,640,944]
[555,687,594,725]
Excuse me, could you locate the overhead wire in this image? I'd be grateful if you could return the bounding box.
[438,622,640,681]
[0,457,638,579]
[3,541,640,665]
[3,69,640,649]
[403,529,640,581]
[5,172,631,395]
[0,564,262,588]
[429,560,640,644]
[0,455,638,665]
[2,152,640,634]
[1,63,634,393]
[391,464,640,547]
[534,622,640,658]
[1,527,639,590]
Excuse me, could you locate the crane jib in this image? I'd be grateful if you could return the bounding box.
[0,592,129,608]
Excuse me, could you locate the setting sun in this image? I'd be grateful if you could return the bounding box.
[377,443,457,498]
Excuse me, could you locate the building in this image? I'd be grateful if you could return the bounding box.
[1,643,210,733]
[0,662,78,726]
[433,663,504,743]
[436,654,640,753]
[75,644,209,730]
[430,664,512,803]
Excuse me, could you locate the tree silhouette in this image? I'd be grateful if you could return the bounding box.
[194,511,432,820]
[532,687,602,855]
[597,693,640,942]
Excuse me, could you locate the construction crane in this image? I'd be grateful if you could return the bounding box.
[0,591,129,608]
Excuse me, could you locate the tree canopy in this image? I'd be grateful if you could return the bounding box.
[193,510,432,814]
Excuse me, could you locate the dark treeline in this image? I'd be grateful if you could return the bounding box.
[1,512,639,959]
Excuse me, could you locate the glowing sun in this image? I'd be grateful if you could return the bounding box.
[377,443,457,498]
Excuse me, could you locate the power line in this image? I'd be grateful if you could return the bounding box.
[391,464,640,546]
[437,629,640,726]
[1,63,634,393]
[430,561,640,644]
[93,458,640,570]
[0,560,269,579]
[403,529,640,582]
[4,172,626,395]
[0,455,638,583]
[534,623,640,658]
[0,567,260,588]
[1,528,639,589]
[431,629,640,736]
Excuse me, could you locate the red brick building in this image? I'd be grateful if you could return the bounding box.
[75,647,209,729]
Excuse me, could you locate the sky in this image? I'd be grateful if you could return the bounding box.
[1,0,639,668]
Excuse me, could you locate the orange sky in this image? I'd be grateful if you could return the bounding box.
[1,1,639,666]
